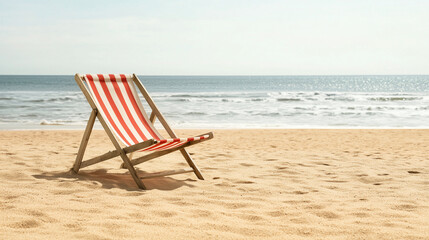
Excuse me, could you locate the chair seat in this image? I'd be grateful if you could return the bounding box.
[140,134,210,151]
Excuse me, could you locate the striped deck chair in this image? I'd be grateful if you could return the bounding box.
[70,74,213,189]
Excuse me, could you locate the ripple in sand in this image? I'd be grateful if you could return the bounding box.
[9,219,41,228]
[264,158,278,162]
[293,191,309,195]
[393,204,418,211]
[313,211,340,219]
[224,202,248,209]
[352,212,370,218]
[63,222,85,231]
[240,163,254,167]
[153,211,177,218]
[235,180,254,184]
[191,209,213,218]
[266,210,285,217]
[237,213,264,221]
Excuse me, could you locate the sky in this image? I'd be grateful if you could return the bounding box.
[0,0,428,75]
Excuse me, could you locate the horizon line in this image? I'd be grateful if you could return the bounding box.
[1,74,429,76]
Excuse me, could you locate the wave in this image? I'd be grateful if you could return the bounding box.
[277,98,301,102]
[183,112,207,116]
[253,112,281,116]
[26,99,45,103]
[170,94,194,98]
[368,97,422,102]
[217,111,239,116]
[46,96,80,102]
[40,120,64,125]
[161,97,270,103]
[170,98,190,102]
[0,105,29,109]
[20,114,38,117]
[1,89,429,129]
[325,97,355,102]
[26,96,81,103]
[154,91,426,104]
[39,119,78,125]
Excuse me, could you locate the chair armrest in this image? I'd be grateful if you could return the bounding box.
[123,139,157,154]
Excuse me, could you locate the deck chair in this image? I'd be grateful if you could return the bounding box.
[70,73,214,189]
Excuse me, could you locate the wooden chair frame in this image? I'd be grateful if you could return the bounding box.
[70,74,213,189]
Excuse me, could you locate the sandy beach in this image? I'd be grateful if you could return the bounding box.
[0,129,428,239]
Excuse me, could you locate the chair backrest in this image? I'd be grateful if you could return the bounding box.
[82,74,162,146]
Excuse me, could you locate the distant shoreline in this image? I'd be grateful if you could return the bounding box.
[2,127,429,131]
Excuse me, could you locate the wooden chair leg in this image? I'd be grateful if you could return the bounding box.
[92,113,146,189]
[180,148,204,180]
[118,150,146,189]
[70,110,97,174]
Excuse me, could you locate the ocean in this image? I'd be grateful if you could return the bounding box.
[0,75,428,129]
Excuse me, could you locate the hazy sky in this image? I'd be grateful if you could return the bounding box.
[0,0,428,75]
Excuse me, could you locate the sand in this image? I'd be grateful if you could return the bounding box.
[0,129,428,239]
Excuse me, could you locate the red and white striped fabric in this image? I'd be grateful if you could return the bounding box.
[140,135,210,151]
[83,74,206,152]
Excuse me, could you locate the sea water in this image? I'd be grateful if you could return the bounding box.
[0,75,428,129]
